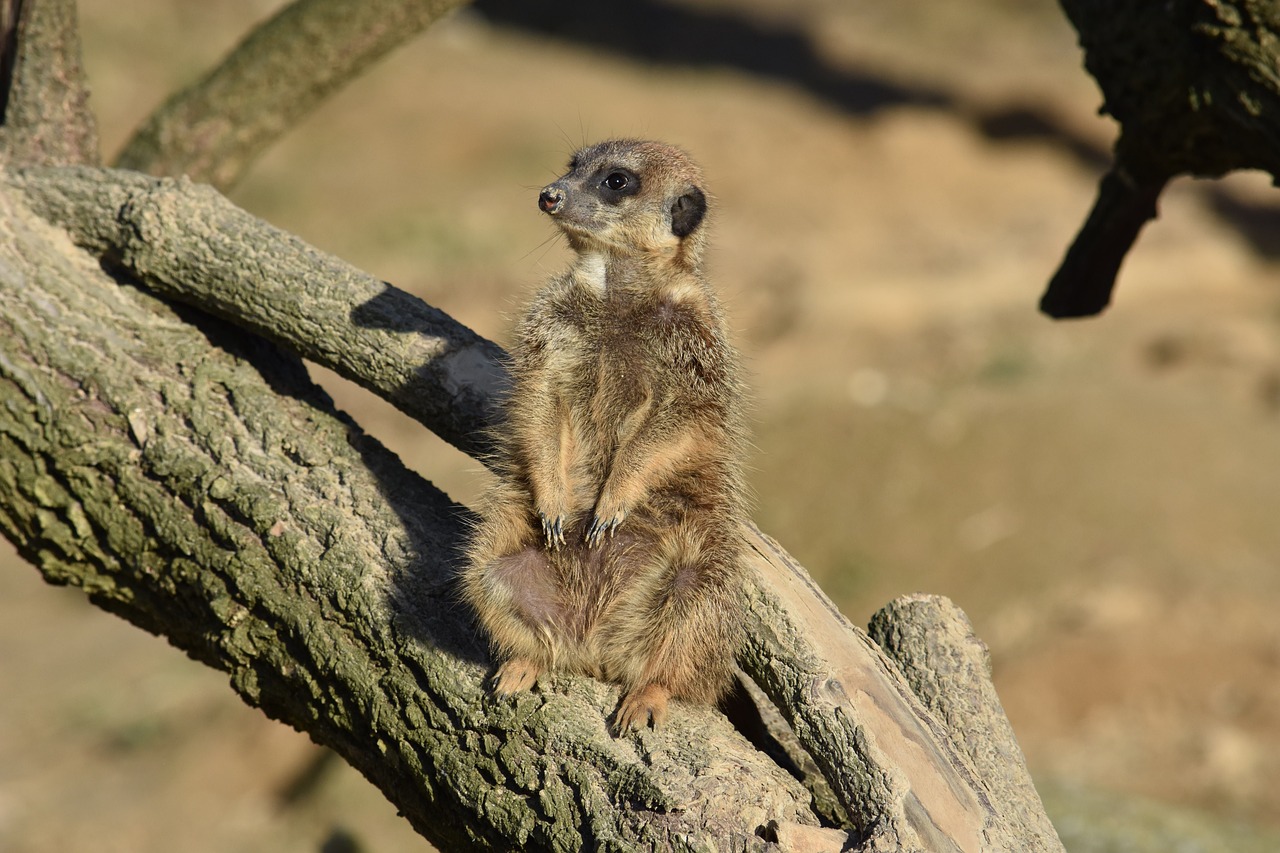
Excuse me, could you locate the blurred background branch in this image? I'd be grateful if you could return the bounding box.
[0,0,97,166]
[114,0,469,190]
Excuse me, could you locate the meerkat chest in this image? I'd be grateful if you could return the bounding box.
[537,272,713,401]
[594,296,693,380]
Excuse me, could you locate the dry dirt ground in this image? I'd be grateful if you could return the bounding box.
[3,1,1280,850]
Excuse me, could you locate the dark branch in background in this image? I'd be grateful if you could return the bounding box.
[1043,0,1280,318]
[0,0,97,166]
[472,0,1280,314]
[1039,170,1166,318]
[114,0,470,190]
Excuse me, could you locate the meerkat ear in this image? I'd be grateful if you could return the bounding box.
[670,187,707,238]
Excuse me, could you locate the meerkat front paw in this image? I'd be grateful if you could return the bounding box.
[493,657,543,695]
[615,683,670,732]
[585,508,626,547]
[586,490,629,546]
[538,511,566,549]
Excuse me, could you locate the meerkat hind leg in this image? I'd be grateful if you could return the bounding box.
[603,523,740,733]
[471,546,563,695]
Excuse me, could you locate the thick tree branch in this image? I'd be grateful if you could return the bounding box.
[9,166,502,460]
[0,0,98,167]
[10,165,1065,852]
[113,0,470,189]
[0,178,819,851]
[869,595,1061,852]
[1044,0,1280,318]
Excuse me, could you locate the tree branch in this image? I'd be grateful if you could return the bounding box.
[0,0,98,167]
[114,0,470,189]
[8,166,503,460]
[0,177,820,852]
[740,529,990,851]
[1038,169,1166,319]
[1044,0,1280,317]
[10,165,1066,852]
[869,595,1061,851]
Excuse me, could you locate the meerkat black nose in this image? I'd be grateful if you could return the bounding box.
[539,187,565,214]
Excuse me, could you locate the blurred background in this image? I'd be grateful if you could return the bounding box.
[3,0,1280,850]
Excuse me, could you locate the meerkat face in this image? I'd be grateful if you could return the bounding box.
[538,139,709,263]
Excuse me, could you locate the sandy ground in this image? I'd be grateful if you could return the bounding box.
[3,0,1280,849]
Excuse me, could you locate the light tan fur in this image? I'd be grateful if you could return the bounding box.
[462,139,749,732]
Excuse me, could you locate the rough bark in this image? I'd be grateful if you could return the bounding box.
[1043,0,1280,318]
[869,595,1061,852]
[9,165,1066,852]
[0,178,819,852]
[0,0,98,167]
[114,0,470,189]
[741,531,989,852]
[8,166,503,461]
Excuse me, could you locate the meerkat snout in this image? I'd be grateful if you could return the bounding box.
[538,187,564,214]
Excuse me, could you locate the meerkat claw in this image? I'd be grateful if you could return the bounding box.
[615,684,670,732]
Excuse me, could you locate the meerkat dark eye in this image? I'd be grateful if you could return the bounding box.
[604,172,629,191]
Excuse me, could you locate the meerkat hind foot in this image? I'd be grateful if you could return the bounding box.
[493,657,542,695]
[615,684,671,732]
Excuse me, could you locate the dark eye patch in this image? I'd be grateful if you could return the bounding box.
[596,167,640,202]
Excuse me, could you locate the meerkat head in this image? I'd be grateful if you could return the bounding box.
[538,139,709,268]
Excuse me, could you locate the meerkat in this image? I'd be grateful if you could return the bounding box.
[462,139,749,732]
